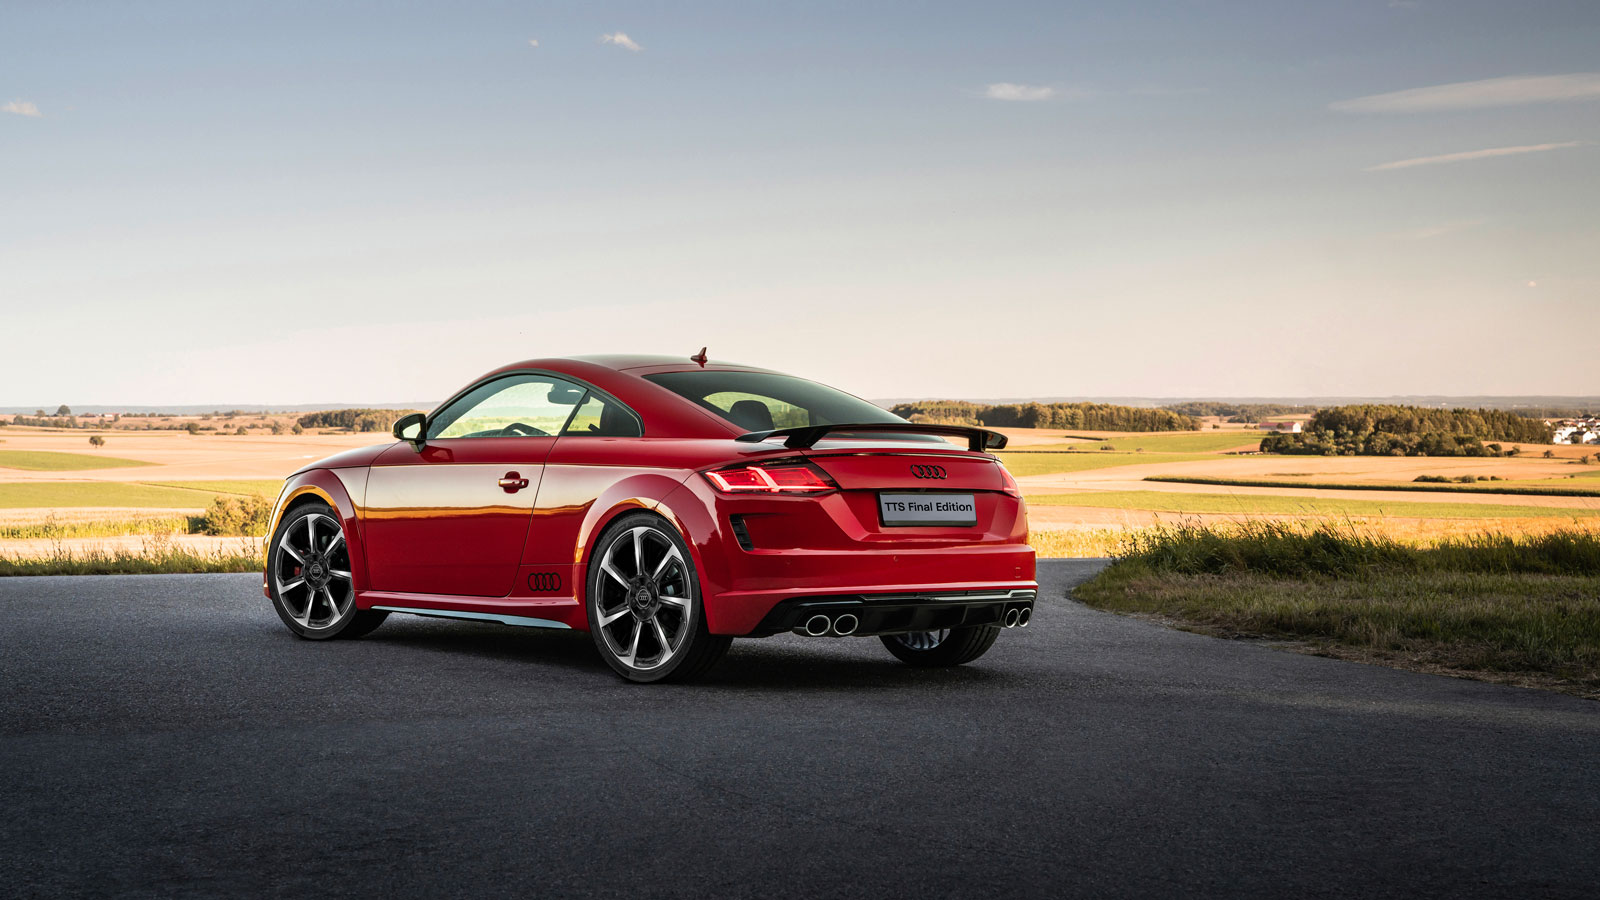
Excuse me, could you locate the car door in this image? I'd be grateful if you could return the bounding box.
[521,390,647,575]
[364,373,589,597]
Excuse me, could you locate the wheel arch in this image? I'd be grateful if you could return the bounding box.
[262,469,371,599]
[573,477,707,618]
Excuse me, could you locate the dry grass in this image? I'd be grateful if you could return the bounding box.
[1074,521,1600,698]
[1030,516,1600,558]
[1028,529,1127,558]
[0,533,262,576]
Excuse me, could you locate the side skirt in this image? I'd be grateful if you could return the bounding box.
[372,605,572,630]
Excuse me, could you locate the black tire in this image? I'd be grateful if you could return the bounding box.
[267,501,387,641]
[879,625,1001,667]
[585,512,730,683]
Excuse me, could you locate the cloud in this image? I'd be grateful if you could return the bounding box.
[1367,141,1580,171]
[599,32,641,52]
[527,38,539,48]
[1387,218,1487,241]
[984,83,1055,102]
[1331,73,1600,113]
[2,100,42,117]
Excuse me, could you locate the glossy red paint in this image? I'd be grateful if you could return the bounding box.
[262,468,371,598]
[264,356,1036,636]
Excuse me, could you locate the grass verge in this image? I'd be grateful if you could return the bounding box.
[1073,521,1600,698]
[1146,474,1600,498]
[0,516,194,540]
[1028,529,1126,558]
[0,537,262,576]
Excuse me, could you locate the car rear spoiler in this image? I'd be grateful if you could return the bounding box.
[733,423,1007,452]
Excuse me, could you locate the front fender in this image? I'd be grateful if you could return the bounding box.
[261,468,371,599]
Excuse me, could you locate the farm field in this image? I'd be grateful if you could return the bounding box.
[0,481,280,510]
[0,424,380,482]
[1027,490,1600,519]
[1032,432,1261,453]
[1144,474,1600,497]
[0,450,154,470]
[992,451,1219,477]
[1,420,1596,563]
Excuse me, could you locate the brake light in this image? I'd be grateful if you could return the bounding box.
[705,462,836,493]
[997,463,1021,498]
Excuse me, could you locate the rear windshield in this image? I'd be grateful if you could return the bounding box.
[645,371,908,434]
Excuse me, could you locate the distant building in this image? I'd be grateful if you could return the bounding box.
[1548,417,1600,445]
[1259,421,1303,433]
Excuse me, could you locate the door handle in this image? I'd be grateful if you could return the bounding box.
[498,472,530,493]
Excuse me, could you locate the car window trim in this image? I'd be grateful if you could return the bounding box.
[559,390,645,438]
[425,370,645,441]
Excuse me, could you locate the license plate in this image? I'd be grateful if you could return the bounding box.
[878,493,977,527]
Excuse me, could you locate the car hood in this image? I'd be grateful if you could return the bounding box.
[293,442,395,475]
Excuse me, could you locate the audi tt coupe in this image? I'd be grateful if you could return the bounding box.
[263,353,1037,682]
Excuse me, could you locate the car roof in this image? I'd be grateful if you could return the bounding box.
[566,353,779,374]
[468,355,782,439]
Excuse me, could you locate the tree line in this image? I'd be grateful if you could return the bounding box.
[1261,404,1553,457]
[1509,407,1597,420]
[295,409,424,433]
[889,400,1200,432]
[1160,402,1318,423]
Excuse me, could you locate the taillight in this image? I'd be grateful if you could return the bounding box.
[704,461,836,494]
[997,462,1021,498]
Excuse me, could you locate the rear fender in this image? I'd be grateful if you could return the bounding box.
[652,480,730,633]
[569,472,695,610]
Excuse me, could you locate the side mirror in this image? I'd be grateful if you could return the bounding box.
[393,413,427,449]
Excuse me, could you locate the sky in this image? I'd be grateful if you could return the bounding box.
[2,0,1598,406]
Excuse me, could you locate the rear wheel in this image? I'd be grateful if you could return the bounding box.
[268,502,387,640]
[586,513,730,683]
[880,625,1000,667]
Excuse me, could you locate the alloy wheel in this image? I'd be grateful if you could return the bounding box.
[890,629,949,651]
[593,525,693,671]
[271,512,353,630]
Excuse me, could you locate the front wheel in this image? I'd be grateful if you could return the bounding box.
[586,513,730,683]
[267,502,387,640]
[880,625,1000,667]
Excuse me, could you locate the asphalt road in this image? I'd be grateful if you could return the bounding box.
[3,561,1597,899]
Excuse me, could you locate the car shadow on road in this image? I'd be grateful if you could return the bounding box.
[356,617,1014,692]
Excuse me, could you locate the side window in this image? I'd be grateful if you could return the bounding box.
[562,392,643,437]
[702,391,810,431]
[428,374,588,440]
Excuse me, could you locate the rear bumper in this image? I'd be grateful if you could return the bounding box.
[704,549,1038,635]
[746,587,1037,637]
[659,477,1036,636]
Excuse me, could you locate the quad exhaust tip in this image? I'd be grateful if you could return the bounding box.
[803,614,832,637]
[1018,607,1032,627]
[1004,608,1021,628]
[832,613,859,636]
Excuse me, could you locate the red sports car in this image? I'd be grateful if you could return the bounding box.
[263,353,1037,682]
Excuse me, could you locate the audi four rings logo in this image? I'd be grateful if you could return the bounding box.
[910,464,947,479]
[527,572,563,592]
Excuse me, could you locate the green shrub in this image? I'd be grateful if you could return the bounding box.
[193,494,271,536]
